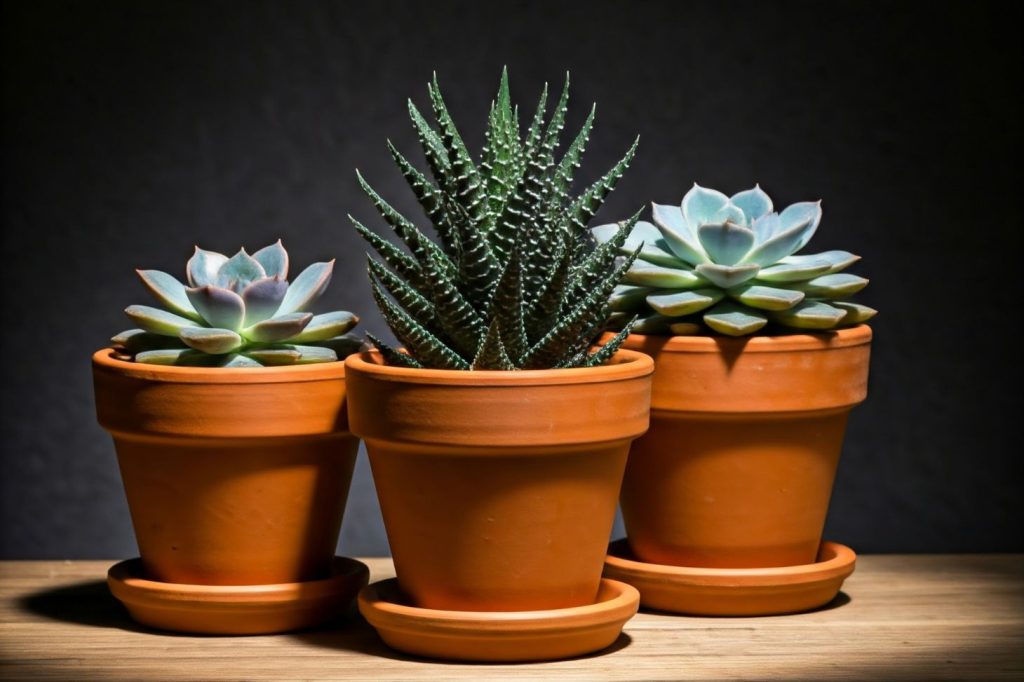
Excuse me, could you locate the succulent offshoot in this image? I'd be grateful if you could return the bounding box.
[112,241,361,366]
[594,185,875,336]
[355,68,640,370]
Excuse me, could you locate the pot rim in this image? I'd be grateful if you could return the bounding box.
[344,347,653,387]
[91,348,346,384]
[613,324,872,354]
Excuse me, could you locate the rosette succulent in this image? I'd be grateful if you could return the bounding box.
[594,184,876,336]
[111,241,360,366]
[353,69,640,369]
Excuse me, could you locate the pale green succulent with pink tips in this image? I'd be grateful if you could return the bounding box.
[593,184,875,336]
[111,241,360,366]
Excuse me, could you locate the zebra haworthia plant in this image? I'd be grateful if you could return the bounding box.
[594,184,876,336]
[112,241,361,366]
[353,69,641,370]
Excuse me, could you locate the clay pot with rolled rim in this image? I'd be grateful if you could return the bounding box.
[345,348,653,612]
[608,325,871,569]
[92,349,359,586]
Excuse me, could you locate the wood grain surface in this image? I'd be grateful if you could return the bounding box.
[1,556,1021,680]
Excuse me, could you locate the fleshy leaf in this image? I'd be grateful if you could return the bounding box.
[668,321,702,335]
[703,302,769,336]
[221,354,264,367]
[186,285,246,331]
[242,347,302,366]
[832,301,878,324]
[777,201,823,251]
[593,220,684,267]
[214,249,266,292]
[124,305,196,336]
[697,222,756,265]
[178,327,243,354]
[694,263,760,288]
[135,348,215,366]
[682,183,733,228]
[651,203,708,265]
[309,333,363,358]
[287,311,359,343]
[252,240,289,279]
[731,185,773,223]
[741,215,816,266]
[278,261,334,314]
[751,212,783,241]
[186,247,228,287]
[728,284,805,311]
[136,270,200,321]
[624,261,707,288]
[631,313,672,334]
[790,273,869,298]
[780,250,861,273]
[646,288,724,316]
[241,277,288,326]
[111,329,189,353]
[754,259,832,283]
[609,285,654,312]
[243,312,313,343]
[771,300,847,329]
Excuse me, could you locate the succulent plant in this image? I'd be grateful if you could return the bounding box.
[111,241,361,366]
[352,69,641,370]
[593,184,876,336]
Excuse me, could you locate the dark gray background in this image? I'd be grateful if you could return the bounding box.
[2,1,1020,558]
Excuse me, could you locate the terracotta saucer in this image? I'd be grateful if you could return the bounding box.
[357,577,639,662]
[603,540,855,616]
[107,556,369,635]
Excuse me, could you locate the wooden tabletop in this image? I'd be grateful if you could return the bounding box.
[1,556,1022,680]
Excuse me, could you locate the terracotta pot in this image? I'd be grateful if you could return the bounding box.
[611,326,871,568]
[92,349,359,586]
[345,349,653,612]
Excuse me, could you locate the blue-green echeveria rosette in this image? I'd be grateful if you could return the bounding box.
[592,184,876,336]
[111,240,361,366]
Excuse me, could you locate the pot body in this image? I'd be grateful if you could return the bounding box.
[345,349,653,612]
[93,350,358,585]
[614,326,871,568]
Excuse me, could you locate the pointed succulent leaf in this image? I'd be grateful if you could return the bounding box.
[178,327,244,355]
[742,216,816,266]
[125,305,197,336]
[771,300,847,329]
[429,75,486,225]
[135,348,216,366]
[243,312,313,343]
[728,284,805,311]
[593,220,683,267]
[790,273,869,298]
[646,288,725,316]
[368,258,439,329]
[186,285,246,331]
[489,250,528,363]
[609,284,654,312]
[553,103,595,197]
[781,250,861,273]
[832,301,878,324]
[581,316,636,368]
[682,184,734,228]
[215,249,266,292]
[221,354,264,367]
[351,216,424,291]
[754,258,832,283]
[709,202,746,227]
[241,347,302,365]
[777,201,823,251]
[625,261,707,288]
[366,332,423,368]
[136,270,201,321]
[471,319,516,370]
[694,262,760,288]
[241,276,288,326]
[387,141,457,249]
[651,203,708,265]
[423,253,487,357]
[186,247,228,287]
[731,185,773,223]
[565,137,638,231]
[372,279,469,369]
[277,261,334,314]
[252,240,289,279]
[702,301,769,336]
[697,221,756,265]
[751,212,783,241]
[286,311,360,343]
[111,329,189,353]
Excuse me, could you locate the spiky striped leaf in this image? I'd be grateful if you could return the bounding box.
[582,316,636,368]
[351,215,425,291]
[368,258,440,329]
[371,279,468,369]
[366,332,423,368]
[423,253,487,358]
[565,137,638,232]
[471,319,515,370]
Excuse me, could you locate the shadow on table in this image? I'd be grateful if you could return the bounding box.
[292,612,634,664]
[638,590,852,618]
[18,580,148,633]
